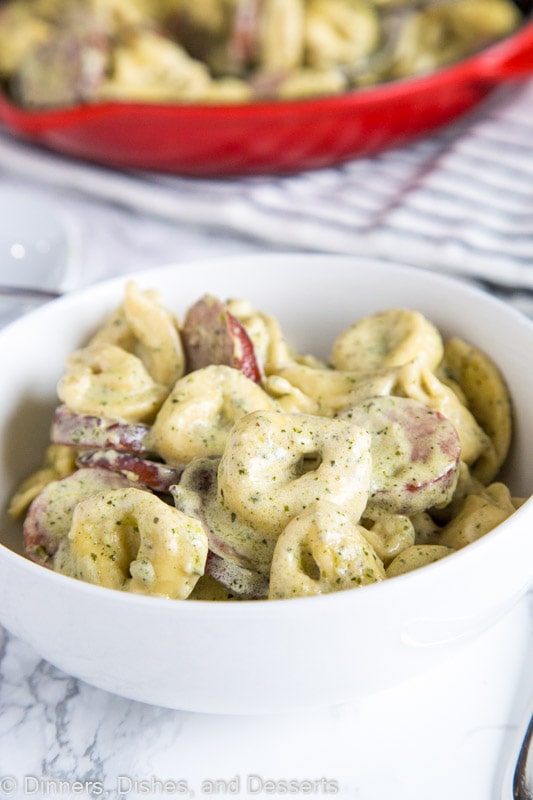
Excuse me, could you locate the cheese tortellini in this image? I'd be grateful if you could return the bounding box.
[11,283,526,602]
[0,0,522,107]
[217,410,373,534]
[146,365,277,464]
[66,487,208,598]
[269,501,386,599]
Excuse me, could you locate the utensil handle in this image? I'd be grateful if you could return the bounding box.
[513,714,533,800]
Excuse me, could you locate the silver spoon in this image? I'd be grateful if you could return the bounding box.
[0,285,61,300]
[0,285,62,329]
[513,715,533,800]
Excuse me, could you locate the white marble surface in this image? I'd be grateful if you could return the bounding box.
[0,176,531,800]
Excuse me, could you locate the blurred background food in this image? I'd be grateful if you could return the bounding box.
[0,0,524,107]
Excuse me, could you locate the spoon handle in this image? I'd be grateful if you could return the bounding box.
[513,713,533,800]
[0,285,61,300]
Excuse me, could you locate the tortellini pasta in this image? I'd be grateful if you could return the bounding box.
[217,410,373,534]
[269,500,386,599]
[11,282,526,602]
[91,281,185,390]
[386,544,453,577]
[8,444,77,519]
[0,0,522,107]
[360,510,415,565]
[331,308,444,374]
[57,343,169,423]
[146,365,278,464]
[66,487,208,599]
[439,336,512,482]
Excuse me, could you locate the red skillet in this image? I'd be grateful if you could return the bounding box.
[0,2,532,176]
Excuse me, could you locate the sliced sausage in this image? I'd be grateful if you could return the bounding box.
[75,450,183,493]
[51,405,151,454]
[339,396,461,514]
[181,294,261,382]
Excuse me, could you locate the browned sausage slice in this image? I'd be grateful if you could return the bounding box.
[51,405,151,454]
[340,396,461,514]
[205,552,269,600]
[181,294,261,382]
[75,450,183,493]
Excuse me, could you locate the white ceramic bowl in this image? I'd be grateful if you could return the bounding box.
[0,254,531,715]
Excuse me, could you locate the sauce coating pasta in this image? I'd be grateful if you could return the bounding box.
[0,0,522,107]
[10,283,525,601]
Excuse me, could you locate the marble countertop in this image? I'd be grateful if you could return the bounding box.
[0,176,531,800]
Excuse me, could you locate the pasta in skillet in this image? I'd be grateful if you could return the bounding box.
[0,0,523,107]
[10,284,526,601]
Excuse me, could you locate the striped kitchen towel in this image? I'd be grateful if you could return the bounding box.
[1,79,533,313]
